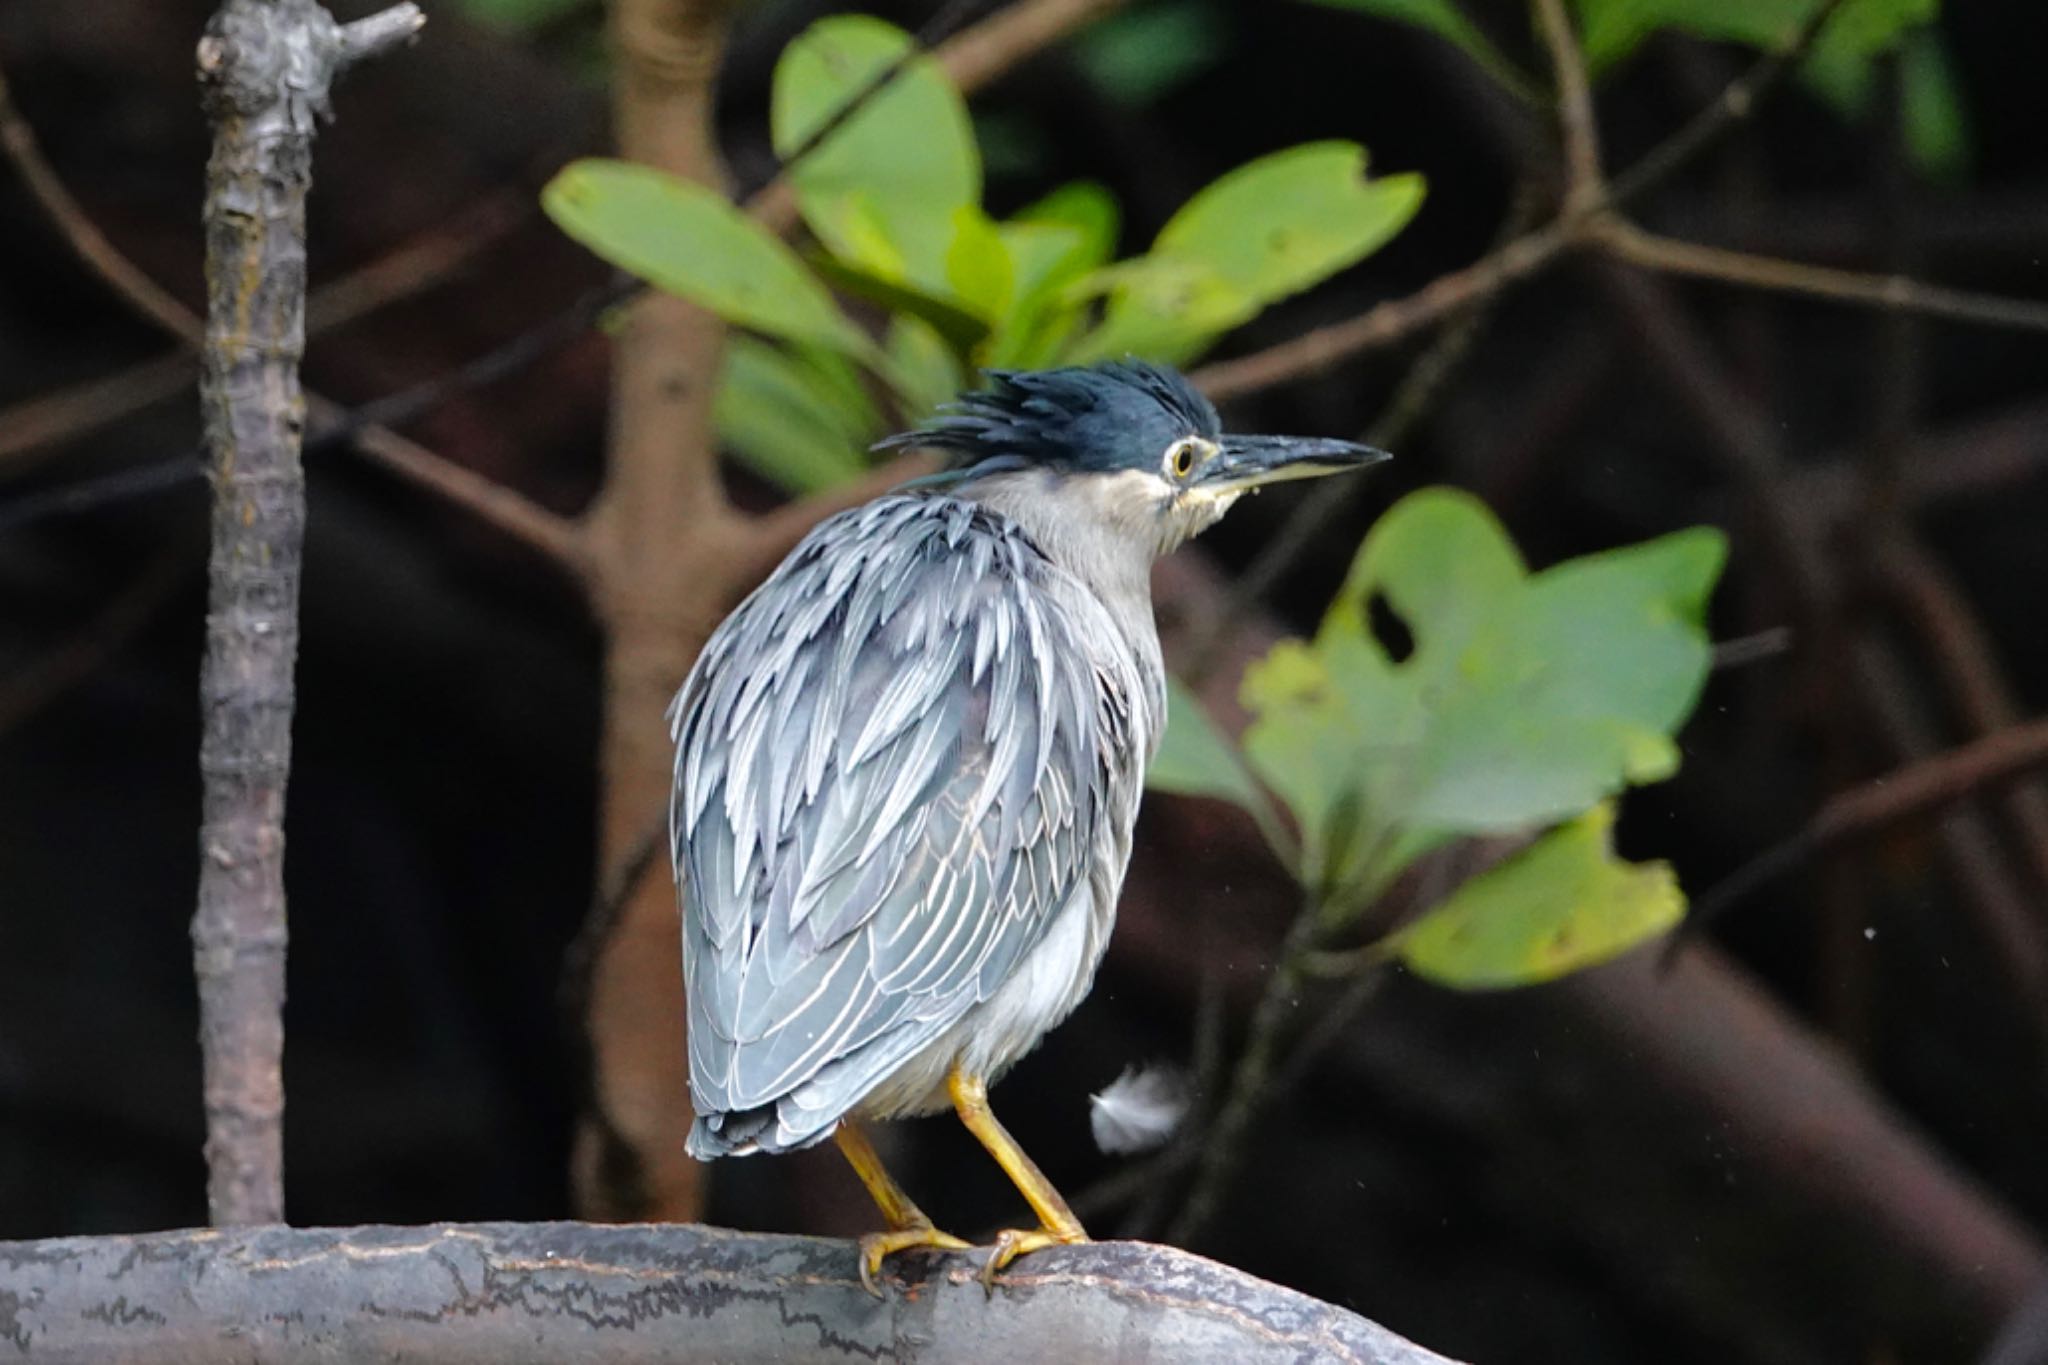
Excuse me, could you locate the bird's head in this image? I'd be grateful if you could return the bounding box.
[876,360,1389,555]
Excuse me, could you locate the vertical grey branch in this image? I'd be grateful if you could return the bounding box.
[191,0,422,1228]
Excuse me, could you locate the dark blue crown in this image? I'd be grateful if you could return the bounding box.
[875,360,1222,477]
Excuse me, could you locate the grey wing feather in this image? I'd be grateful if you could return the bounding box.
[670,494,1110,1155]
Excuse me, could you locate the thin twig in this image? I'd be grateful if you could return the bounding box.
[1,34,583,579]
[0,193,530,471]
[304,276,632,456]
[1680,717,2048,946]
[737,0,992,205]
[0,61,201,339]
[1874,537,2048,898]
[1531,0,1600,210]
[1166,902,1322,1246]
[0,545,192,736]
[334,406,591,572]
[303,189,530,333]
[1186,183,1544,681]
[1598,220,2048,335]
[0,454,203,532]
[1187,0,2030,403]
[1190,223,1576,402]
[1606,0,1853,206]
[0,353,195,468]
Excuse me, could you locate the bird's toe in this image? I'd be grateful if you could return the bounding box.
[978,1225,1091,1294]
[855,1224,973,1297]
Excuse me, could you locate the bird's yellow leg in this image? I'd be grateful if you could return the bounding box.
[832,1119,970,1296]
[947,1067,1089,1289]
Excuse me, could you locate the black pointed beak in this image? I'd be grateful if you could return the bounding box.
[1194,434,1392,493]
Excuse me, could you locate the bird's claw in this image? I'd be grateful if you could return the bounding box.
[978,1225,1090,1294]
[855,1224,973,1297]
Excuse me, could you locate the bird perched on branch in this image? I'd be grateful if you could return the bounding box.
[669,360,1387,1292]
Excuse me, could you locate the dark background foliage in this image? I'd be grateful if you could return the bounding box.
[4,2,2048,1361]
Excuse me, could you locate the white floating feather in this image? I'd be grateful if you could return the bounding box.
[1089,1064,1191,1156]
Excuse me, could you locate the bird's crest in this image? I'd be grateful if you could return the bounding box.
[876,360,1222,481]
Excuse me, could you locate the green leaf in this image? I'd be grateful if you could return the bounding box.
[944,205,1016,323]
[1900,28,1970,179]
[1148,677,1266,814]
[772,15,980,299]
[1072,0,1228,108]
[807,255,992,359]
[1392,805,1684,989]
[1156,142,1423,305]
[1064,257,1256,364]
[885,315,967,419]
[1241,488,1723,906]
[982,218,1097,368]
[1074,142,1424,364]
[714,338,876,494]
[543,159,878,362]
[1296,0,1536,99]
[1571,0,1938,106]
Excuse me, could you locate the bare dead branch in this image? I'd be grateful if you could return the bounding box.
[934,0,1124,94]
[1598,219,2048,334]
[190,0,421,1228]
[1189,224,1576,401]
[0,1223,1458,1364]
[1687,717,2048,936]
[0,60,200,339]
[0,351,196,468]
[329,403,592,573]
[1874,536,2048,897]
[0,193,528,472]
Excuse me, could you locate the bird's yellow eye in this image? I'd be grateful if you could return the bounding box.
[1167,440,1198,480]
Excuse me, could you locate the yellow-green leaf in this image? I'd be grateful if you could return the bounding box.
[543,159,877,363]
[1393,805,1684,989]
[1078,142,1423,364]
[1148,676,1266,814]
[772,16,979,299]
[1240,487,1723,908]
[714,338,875,494]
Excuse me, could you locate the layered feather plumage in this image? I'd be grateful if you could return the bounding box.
[670,493,1145,1156]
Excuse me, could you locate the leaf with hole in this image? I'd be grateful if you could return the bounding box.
[1392,805,1684,988]
[1240,488,1722,909]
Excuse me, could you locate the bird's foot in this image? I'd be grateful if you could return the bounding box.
[855,1223,973,1297]
[979,1225,1090,1293]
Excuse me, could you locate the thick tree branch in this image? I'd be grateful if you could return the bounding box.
[0,1223,1456,1364]
[573,0,737,1226]
[190,0,421,1228]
